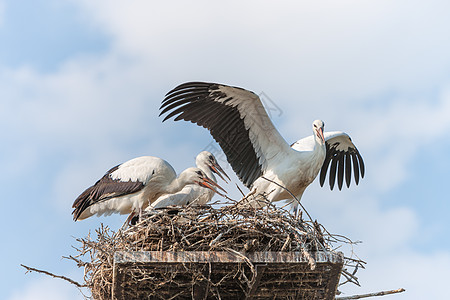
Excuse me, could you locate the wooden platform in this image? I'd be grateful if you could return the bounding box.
[112,251,343,300]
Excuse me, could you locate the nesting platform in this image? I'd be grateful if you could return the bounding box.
[76,204,361,299]
[112,250,343,300]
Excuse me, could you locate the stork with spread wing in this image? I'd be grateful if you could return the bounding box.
[160,82,364,215]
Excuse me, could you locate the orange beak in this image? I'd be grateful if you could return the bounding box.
[316,127,325,143]
[209,161,231,183]
[197,177,227,197]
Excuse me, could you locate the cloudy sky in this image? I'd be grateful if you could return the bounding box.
[1,0,450,299]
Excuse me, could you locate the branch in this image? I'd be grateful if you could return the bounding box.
[21,264,86,288]
[336,288,405,299]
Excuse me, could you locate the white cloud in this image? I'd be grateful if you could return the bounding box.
[0,57,155,143]
[0,53,161,169]
[339,250,450,299]
[305,188,418,255]
[7,277,83,300]
[70,0,450,102]
[358,87,450,190]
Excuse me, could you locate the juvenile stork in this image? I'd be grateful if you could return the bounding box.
[159,82,364,215]
[72,155,225,221]
[150,151,230,209]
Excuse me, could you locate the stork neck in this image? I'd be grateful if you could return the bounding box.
[313,139,326,161]
[314,138,325,150]
[166,175,190,194]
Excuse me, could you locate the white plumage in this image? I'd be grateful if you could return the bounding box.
[150,151,229,209]
[72,156,223,221]
[160,82,364,215]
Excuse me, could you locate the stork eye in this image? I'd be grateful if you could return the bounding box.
[196,171,202,176]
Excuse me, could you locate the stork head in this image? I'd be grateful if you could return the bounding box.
[196,151,231,183]
[312,119,325,144]
[182,167,227,197]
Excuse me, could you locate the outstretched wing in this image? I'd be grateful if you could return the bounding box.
[160,82,291,188]
[291,131,365,190]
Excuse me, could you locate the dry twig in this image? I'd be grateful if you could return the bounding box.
[335,288,406,299]
[21,264,85,288]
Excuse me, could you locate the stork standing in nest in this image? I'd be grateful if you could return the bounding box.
[72,155,226,221]
[160,82,364,216]
[151,151,230,209]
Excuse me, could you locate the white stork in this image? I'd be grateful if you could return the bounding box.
[72,155,225,221]
[150,151,230,209]
[159,82,364,215]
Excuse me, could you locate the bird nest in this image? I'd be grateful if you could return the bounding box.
[70,201,364,299]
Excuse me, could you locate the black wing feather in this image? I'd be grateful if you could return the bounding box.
[319,143,332,187]
[320,139,365,190]
[357,151,365,178]
[337,152,345,190]
[329,158,338,190]
[160,82,263,187]
[345,153,352,188]
[351,153,360,185]
[71,165,145,221]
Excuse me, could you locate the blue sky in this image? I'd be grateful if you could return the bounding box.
[0,0,109,71]
[1,1,450,299]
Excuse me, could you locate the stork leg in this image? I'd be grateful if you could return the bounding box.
[291,191,305,220]
[124,207,145,227]
[126,211,137,226]
[293,203,298,219]
[290,200,300,219]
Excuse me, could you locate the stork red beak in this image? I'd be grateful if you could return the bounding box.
[209,161,231,183]
[316,127,325,143]
[197,177,227,197]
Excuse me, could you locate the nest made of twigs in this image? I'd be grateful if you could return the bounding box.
[70,200,364,299]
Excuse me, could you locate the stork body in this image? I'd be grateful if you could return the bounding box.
[72,156,222,221]
[160,82,364,214]
[150,151,229,209]
[250,135,326,208]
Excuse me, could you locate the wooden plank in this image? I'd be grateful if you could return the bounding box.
[114,251,343,265]
[324,260,343,299]
[245,264,267,299]
[112,251,344,300]
[111,260,123,300]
